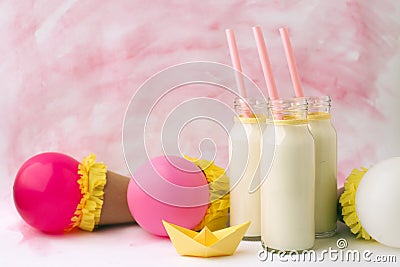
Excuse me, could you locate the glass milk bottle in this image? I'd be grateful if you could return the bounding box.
[261,98,315,251]
[229,97,266,241]
[307,96,337,238]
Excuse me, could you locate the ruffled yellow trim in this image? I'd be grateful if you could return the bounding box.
[67,154,107,232]
[339,167,372,240]
[185,156,230,232]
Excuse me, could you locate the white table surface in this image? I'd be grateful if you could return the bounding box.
[1,193,399,267]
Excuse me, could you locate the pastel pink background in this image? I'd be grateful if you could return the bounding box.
[1,0,400,218]
[1,1,400,266]
[2,0,400,193]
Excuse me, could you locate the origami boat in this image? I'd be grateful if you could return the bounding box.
[162,220,250,257]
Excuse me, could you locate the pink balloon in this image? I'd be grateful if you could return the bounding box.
[127,156,209,236]
[13,152,82,234]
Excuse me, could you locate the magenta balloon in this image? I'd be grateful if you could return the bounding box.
[13,152,82,234]
[127,156,209,236]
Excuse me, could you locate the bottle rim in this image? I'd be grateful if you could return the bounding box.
[305,95,331,107]
[268,97,308,110]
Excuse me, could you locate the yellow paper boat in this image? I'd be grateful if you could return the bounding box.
[162,220,250,257]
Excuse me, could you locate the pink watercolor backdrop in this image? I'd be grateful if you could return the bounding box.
[1,0,400,198]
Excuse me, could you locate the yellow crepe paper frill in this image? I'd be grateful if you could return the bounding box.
[67,154,107,232]
[185,156,230,232]
[339,167,371,240]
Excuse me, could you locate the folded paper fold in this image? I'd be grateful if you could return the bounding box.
[162,220,250,257]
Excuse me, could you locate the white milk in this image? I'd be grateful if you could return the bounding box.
[229,98,265,240]
[260,98,315,251]
[307,96,337,238]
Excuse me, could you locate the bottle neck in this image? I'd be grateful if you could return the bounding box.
[306,96,331,120]
[267,98,308,123]
[234,97,267,123]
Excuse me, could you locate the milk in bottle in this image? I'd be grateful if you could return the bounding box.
[229,97,266,240]
[307,96,337,238]
[261,97,315,251]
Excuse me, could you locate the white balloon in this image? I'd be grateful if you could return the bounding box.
[356,157,400,248]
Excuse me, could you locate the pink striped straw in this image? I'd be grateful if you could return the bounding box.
[279,27,304,97]
[252,26,279,100]
[225,29,248,98]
